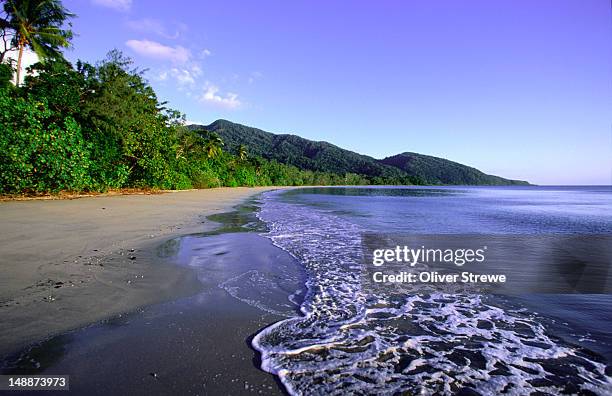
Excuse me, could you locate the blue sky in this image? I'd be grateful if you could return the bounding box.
[62,0,611,185]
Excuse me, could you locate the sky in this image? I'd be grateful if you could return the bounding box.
[58,0,611,185]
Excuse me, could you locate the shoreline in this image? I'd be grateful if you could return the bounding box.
[0,187,282,356]
[1,199,303,394]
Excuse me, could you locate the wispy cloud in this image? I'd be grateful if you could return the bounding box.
[125,38,241,110]
[158,65,203,88]
[154,62,242,109]
[198,83,241,109]
[125,39,191,63]
[91,0,132,12]
[125,18,187,40]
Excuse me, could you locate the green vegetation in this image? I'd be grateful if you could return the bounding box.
[0,0,527,195]
[1,0,74,85]
[0,52,372,194]
[380,152,529,185]
[189,120,424,185]
[190,120,529,186]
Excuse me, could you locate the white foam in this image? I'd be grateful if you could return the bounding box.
[252,190,612,395]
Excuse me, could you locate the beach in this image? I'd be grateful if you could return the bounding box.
[1,186,611,395]
[1,230,302,394]
[0,187,278,357]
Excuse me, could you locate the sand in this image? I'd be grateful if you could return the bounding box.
[0,187,278,356]
[2,232,305,394]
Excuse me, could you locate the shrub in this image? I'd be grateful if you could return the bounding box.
[190,168,221,189]
[0,93,93,193]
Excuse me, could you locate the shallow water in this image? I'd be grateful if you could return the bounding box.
[252,186,612,395]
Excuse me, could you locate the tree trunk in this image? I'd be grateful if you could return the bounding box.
[15,42,24,86]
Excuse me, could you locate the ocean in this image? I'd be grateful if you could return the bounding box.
[2,186,611,395]
[252,186,612,394]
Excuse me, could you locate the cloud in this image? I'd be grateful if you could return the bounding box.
[124,39,240,110]
[91,0,132,12]
[154,64,203,89]
[184,119,206,126]
[125,39,191,63]
[170,65,202,87]
[173,69,194,85]
[126,18,186,39]
[198,83,241,109]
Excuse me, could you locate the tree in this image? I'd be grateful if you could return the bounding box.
[78,50,180,188]
[238,144,248,161]
[23,59,84,115]
[0,10,11,62]
[204,132,224,159]
[0,89,92,193]
[0,62,12,88]
[2,0,74,85]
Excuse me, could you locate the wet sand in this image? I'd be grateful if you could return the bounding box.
[0,187,279,356]
[1,226,304,395]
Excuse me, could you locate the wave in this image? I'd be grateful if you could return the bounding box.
[252,191,612,395]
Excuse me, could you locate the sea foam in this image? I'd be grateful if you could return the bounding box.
[252,190,612,395]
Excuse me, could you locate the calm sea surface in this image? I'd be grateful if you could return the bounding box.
[253,186,612,395]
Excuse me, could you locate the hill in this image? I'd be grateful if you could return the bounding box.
[380,152,528,185]
[188,120,529,186]
[188,120,409,181]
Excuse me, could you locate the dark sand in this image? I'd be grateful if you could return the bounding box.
[0,187,278,356]
[1,211,305,395]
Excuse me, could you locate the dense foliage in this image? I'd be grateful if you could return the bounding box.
[0,53,379,194]
[381,153,529,185]
[0,53,528,195]
[190,120,528,186]
[0,84,91,192]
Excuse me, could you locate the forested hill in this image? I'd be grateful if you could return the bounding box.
[188,120,529,186]
[189,119,410,182]
[380,153,529,185]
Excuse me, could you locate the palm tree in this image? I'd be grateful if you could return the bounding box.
[238,144,248,161]
[204,132,224,159]
[3,0,74,85]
